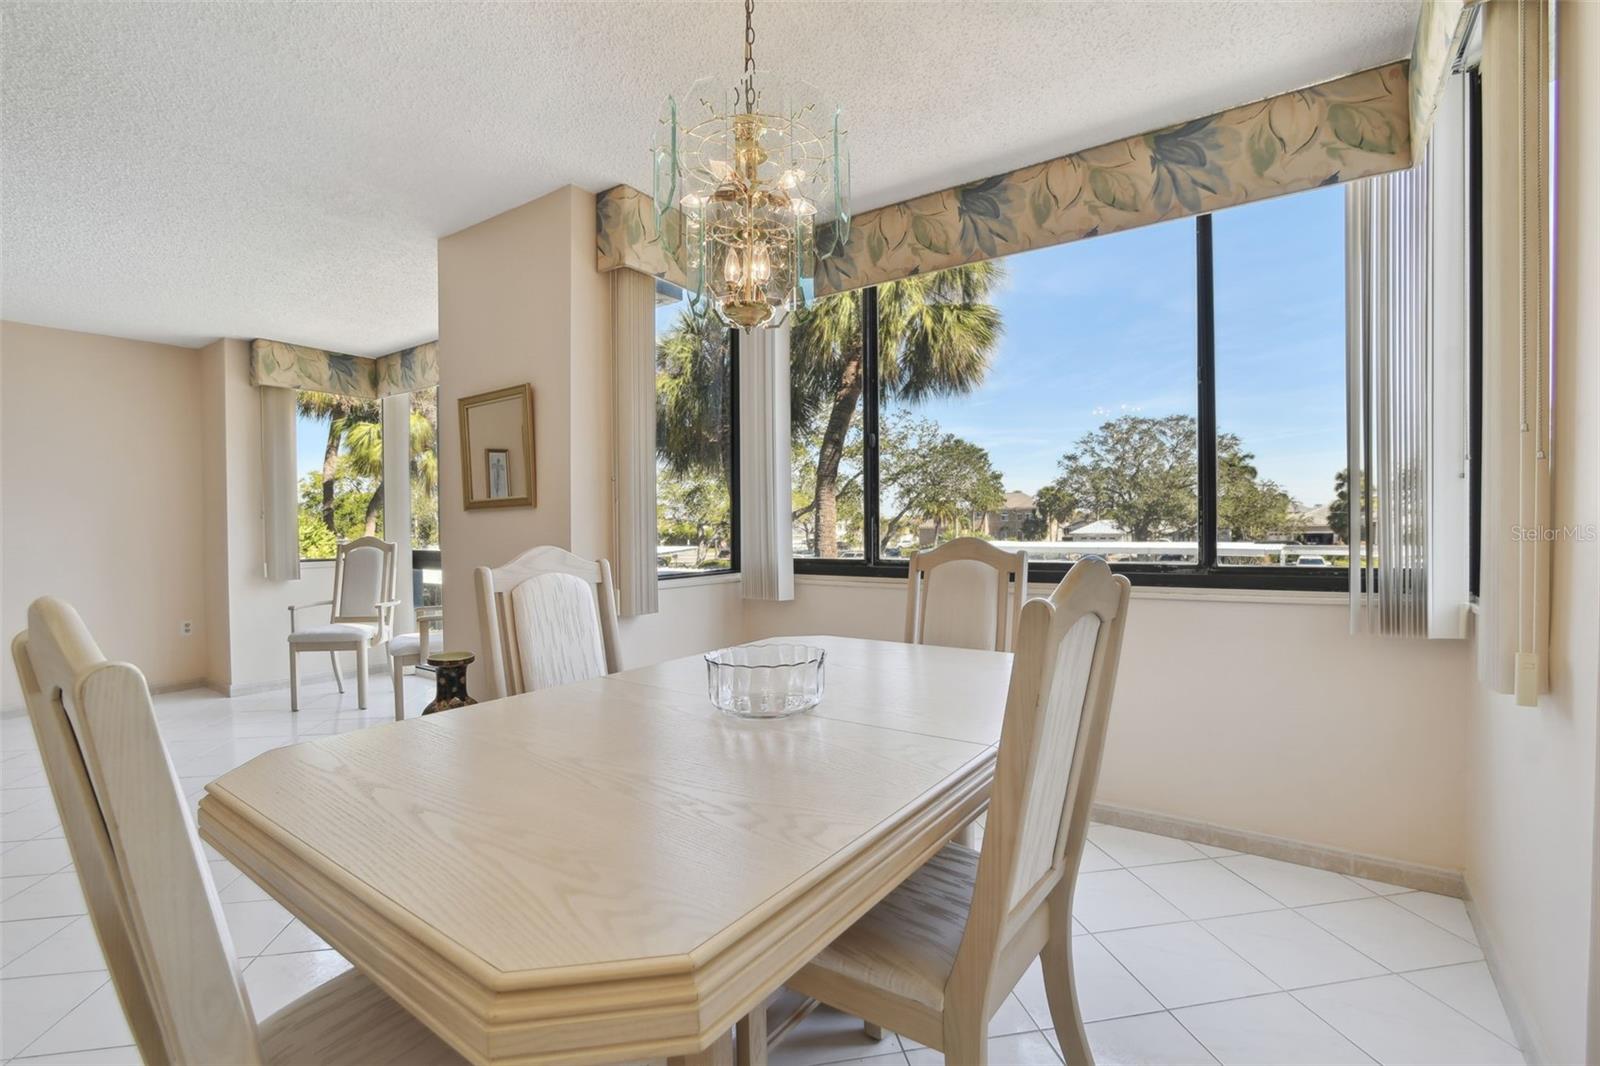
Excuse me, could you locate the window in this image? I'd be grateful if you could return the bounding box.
[1213,185,1348,568]
[655,284,739,575]
[295,391,383,560]
[409,385,442,607]
[790,189,1348,589]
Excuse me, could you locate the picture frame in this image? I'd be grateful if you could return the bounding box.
[458,384,535,510]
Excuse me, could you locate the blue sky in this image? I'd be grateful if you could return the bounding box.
[900,184,1346,507]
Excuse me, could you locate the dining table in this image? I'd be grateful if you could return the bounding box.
[197,635,1013,1066]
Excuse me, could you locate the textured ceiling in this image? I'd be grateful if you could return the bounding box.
[0,1,1416,355]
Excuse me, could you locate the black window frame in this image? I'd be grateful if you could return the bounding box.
[1467,69,1484,599]
[794,212,1347,592]
[658,327,742,581]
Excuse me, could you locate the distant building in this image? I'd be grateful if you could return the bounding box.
[1279,503,1336,545]
[978,490,1059,541]
[1063,518,1129,542]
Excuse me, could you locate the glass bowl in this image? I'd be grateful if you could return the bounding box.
[704,643,826,718]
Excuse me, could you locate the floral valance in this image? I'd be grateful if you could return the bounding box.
[249,339,439,399]
[597,61,1415,297]
[1409,0,1483,157]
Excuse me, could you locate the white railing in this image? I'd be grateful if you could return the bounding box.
[987,539,1350,566]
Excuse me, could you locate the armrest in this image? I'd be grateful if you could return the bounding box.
[287,599,335,633]
[415,606,444,622]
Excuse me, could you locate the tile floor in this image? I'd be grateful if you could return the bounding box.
[0,678,1523,1066]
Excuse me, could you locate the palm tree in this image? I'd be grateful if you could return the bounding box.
[792,262,1005,556]
[295,391,382,534]
[655,261,1005,558]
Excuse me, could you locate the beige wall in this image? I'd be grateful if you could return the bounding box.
[198,337,338,692]
[745,579,1474,871]
[1,322,210,703]
[1462,4,1600,1062]
[437,185,617,691]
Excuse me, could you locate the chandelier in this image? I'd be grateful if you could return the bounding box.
[652,0,849,330]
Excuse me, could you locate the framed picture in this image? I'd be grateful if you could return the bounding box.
[486,449,511,499]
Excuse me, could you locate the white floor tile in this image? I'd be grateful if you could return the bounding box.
[1,873,46,902]
[1073,870,1187,932]
[1191,843,1240,859]
[242,949,352,1020]
[1089,826,1207,867]
[222,898,295,956]
[0,871,87,920]
[0,970,108,1058]
[1077,841,1119,872]
[0,916,74,967]
[218,871,276,903]
[1095,924,1276,1009]
[1175,992,1374,1065]
[1081,1011,1215,1065]
[1295,975,1523,1065]
[10,1044,143,1064]
[1014,942,1161,1027]
[22,978,134,1057]
[1132,860,1281,920]
[906,1030,1060,1065]
[1200,909,1386,989]
[0,839,73,878]
[261,918,333,955]
[0,787,52,815]
[811,1054,907,1066]
[4,916,107,976]
[0,804,62,842]
[1218,854,1374,908]
[773,1005,908,1066]
[1389,891,1478,943]
[1403,962,1518,1046]
[1298,897,1481,972]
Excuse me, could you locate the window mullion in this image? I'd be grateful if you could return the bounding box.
[1196,215,1219,571]
[862,286,882,566]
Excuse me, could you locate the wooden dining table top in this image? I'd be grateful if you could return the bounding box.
[197,635,1013,1066]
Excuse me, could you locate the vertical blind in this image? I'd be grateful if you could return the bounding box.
[259,386,301,582]
[738,326,794,602]
[611,268,660,617]
[1347,157,1434,636]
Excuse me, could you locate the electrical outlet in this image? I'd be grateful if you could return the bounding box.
[180,620,194,636]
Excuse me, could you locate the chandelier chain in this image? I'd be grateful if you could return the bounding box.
[742,0,755,111]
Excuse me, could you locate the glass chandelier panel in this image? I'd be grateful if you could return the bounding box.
[652,2,849,330]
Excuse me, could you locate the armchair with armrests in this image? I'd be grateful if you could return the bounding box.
[286,536,398,712]
[387,605,443,720]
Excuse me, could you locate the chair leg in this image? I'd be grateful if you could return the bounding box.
[1040,884,1091,1066]
[956,820,981,850]
[863,1022,884,1041]
[941,1015,987,1066]
[391,654,406,721]
[356,644,369,710]
[330,651,344,693]
[289,648,300,712]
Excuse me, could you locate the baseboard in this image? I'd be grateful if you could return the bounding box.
[1091,802,1467,898]
[1462,884,1545,1064]
[150,678,213,697]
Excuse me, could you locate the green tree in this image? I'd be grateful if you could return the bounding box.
[1043,414,1198,541]
[791,263,1005,557]
[878,413,1005,551]
[1217,434,1295,542]
[658,465,733,566]
[1328,467,1366,545]
[296,391,382,534]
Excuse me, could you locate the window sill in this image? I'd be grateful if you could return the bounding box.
[791,569,1347,606]
[658,570,741,590]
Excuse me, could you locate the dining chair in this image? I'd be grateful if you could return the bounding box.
[10,597,464,1065]
[387,605,443,721]
[904,537,1030,654]
[286,536,398,712]
[905,536,1030,848]
[788,557,1131,1066]
[475,545,622,698]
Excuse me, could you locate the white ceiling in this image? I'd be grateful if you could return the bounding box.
[0,1,1416,356]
